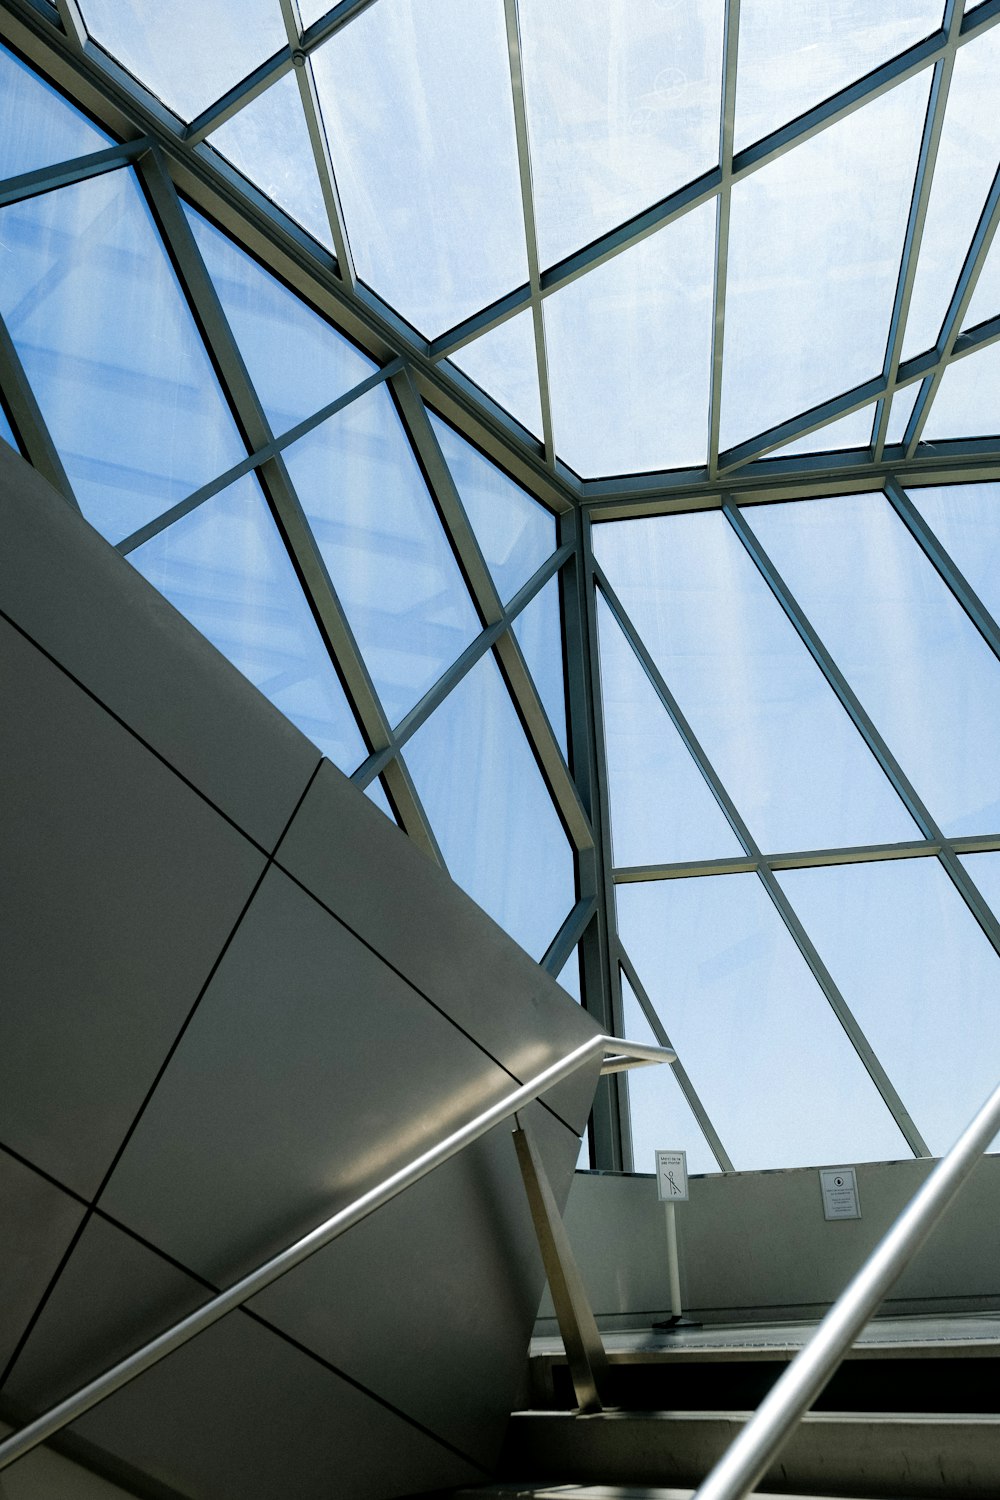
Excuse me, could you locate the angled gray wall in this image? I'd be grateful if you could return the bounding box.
[0,444,601,1500]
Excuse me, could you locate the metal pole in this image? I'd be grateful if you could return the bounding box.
[693,1074,1000,1500]
[665,1202,682,1318]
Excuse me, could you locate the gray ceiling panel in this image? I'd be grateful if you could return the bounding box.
[0,1151,85,1376]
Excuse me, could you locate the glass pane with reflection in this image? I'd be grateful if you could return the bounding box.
[0,41,110,181]
[620,971,719,1177]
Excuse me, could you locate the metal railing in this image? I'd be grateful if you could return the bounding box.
[0,1031,672,1473]
[693,1074,1000,1500]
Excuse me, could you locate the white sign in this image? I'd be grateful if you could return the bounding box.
[655,1149,689,1202]
[820,1166,861,1220]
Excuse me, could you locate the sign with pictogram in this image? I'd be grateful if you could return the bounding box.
[820,1166,861,1220]
[655,1149,689,1203]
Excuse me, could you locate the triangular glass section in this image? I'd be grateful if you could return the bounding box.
[0,168,245,545]
[449,309,543,439]
[619,970,718,1176]
[556,946,581,1002]
[734,0,943,153]
[544,199,716,476]
[886,384,922,445]
[903,22,1000,360]
[595,592,744,868]
[960,852,1000,921]
[961,232,1000,332]
[401,651,575,962]
[364,775,398,824]
[778,858,1000,1154]
[78,0,287,124]
[129,475,366,773]
[769,404,875,458]
[428,410,555,604]
[922,343,1000,441]
[906,481,1000,618]
[310,0,527,337]
[594,512,918,853]
[616,874,909,1169]
[209,71,332,251]
[748,491,1000,836]
[0,42,111,181]
[722,70,930,453]
[185,205,376,438]
[0,402,17,451]
[282,386,480,727]
[511,576,569,759]
[518,0,724,270]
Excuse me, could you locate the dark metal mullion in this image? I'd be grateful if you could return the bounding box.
[0,310,76,504]
[615,840,942,883]
[617,946,735,1175]
[595,560,930,1158]
[54,0,85,48]
[707,0,740,479]
[0,139,150,207]
[541,897,596,978]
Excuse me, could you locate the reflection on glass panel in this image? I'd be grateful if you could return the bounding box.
[556,946,581,1002]
[734,0,942,153]
[282,386,480,726]
[130,475,366,771]
[519,0,724,270]
[209,72,332,250]
[79,0,287,123]
[886,383,921,444]
[617,876,908,1169]
[594,514,916,852]
[402,652,575,961]
[311,0,526,337]
[0,403,17,451]
[723,72,929,452]
[903,24,1000,360]
[596,593,743,867]
[778,858,1000,1154]
[185,206,376,436]
[512,577,569,758]
[450,310,543,439]
[364,776,397,823]
[545,201,715,476]
[769,404,874,458]
[428,410,554,603]
[0,42,110,181]
[962,232,1000,332]
[907,481,1000,619]
[748,492,1000,835]
[0,169,245,544]
[620,973,718,1176]
[922,343,1000,440]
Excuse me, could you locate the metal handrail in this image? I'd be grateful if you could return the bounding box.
[693,1074,1000,1500]
[0,1032,673,1473]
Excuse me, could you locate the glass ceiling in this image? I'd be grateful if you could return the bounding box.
[2,0,1000,1178]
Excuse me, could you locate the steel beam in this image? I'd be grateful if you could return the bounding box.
[0,138,149,206]
[707,0,740,479]
[541,896,596,977]
[0,310,76,504]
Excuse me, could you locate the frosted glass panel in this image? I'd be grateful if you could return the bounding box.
[0,42,110,181]
[545,200,715,476]
[594,513,917,852]
[512,576,568,758]
[886,384,921,445]
[961,851,1000,922]
[922,343,1000,441]
[185,206,375,436]
[0,169,245,544]
[617,875,909,1170]
[450,310,543,439]
[620,973,718,1176]
[282,386,480,725]
[907,481,1000,621]
[748,491,1000,835]
[403,652,575,961]
[778,859,1000,1154]
[130,476,365,771]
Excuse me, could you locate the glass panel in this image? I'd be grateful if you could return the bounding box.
[722,72,929,452]
[0,42,110,181]
[593,514,917,852]
[130,475,366,771]
[364,776,397,823]
[886,383,921,444]
[209,71,332,250]
[595,592,744,867]
[961,232,1000,332]
[556,947,581,1002]
[78,0,287,124]
[428,410,554,603]
[511,576,568,758]
[907,480,1000,621]
[961,851,1000,921]
[185,205,376,437]
[922,343,1000,440]
[519,0,724,270]
[311,0,527,337]
[616,875,909,1169]
[0,169,245,545]
[734,0,943,153]
[747,492,1000,836]
[903,23,1000,360]
[402,652,576,962]
[282,386,480,726]
[620,972,718,1176]
[0,403,17,451]
[769,404,874,458]
[449,309,543,439]
[777,858,1000,1154]
[544,200,715,477]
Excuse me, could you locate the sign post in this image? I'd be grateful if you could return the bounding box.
[652,1149,700,1332]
